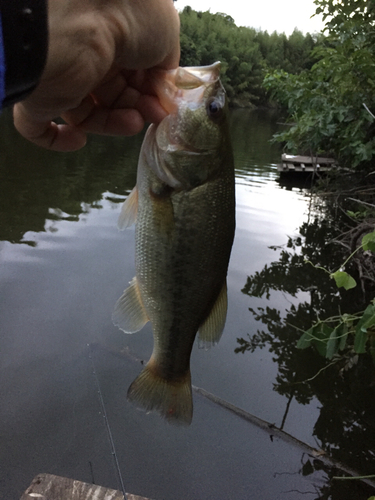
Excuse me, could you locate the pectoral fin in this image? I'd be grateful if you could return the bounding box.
[198,281,228,349]
[112,277,149,333]
[118,186,138,230]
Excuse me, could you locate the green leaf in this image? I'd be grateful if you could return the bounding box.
[309,323,333,357]
[330,271,357,290]
[347,210,361,219]
[338,323,348,351]
[357,304,375,332]
[326,327,340,359]
[318,323,334,356]
[362,313,375,332]
[354,304,375,353]
[297,327,314,349]
[297,323,333,356]
[362,231,375,252]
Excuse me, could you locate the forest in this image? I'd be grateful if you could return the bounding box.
[179,6,323,106]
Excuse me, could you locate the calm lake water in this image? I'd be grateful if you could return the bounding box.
[0,108,374,500]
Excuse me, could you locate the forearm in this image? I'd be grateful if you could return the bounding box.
[0,0,48,108]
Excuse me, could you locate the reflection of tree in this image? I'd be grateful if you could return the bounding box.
[298,455,375,500]
[0,110,143,244]
[0,107,281,245]
[238,207,375,499]
[229,108,282,170]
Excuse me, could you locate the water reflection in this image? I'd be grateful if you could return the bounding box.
[239,201,375,499]
[0,109,142,244]
[277,171,318,191]
[230,108,281,184]
[0,108,282,243]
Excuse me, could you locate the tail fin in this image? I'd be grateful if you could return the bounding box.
[127,363,193,426]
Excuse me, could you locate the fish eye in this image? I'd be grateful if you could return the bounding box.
[206,98,223,119]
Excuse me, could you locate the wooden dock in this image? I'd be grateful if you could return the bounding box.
[20,473,153,500]
[278,154,337,173]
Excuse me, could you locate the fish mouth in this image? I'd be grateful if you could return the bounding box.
[151,62,222,114]
[153,62,225,156]
[146,62,225,189]
[174,61,221,89]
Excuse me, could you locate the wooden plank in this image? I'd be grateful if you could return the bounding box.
[278,153,338,174]
[281,153,336,165]
[277,164,330,172]
[20,473,153,500]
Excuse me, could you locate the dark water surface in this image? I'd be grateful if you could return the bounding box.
[0,109,374,499]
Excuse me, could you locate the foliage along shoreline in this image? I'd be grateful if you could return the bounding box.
[264,0,375,172]
[180,3,375,173]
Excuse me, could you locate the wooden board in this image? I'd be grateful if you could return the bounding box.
[277,162,331,172]
[278,154,338,172]
[20,473,153,500]
[281,154,337,165]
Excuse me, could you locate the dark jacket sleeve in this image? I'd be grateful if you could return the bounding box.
[0,0,48,109]
[0,12,5,108]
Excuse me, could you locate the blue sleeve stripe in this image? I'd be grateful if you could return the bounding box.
[0,11,5,110]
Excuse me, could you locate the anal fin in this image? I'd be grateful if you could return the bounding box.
[112,277,149,333]
[198,281,228,349]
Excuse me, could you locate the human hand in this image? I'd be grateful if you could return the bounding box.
[13,0,180,152]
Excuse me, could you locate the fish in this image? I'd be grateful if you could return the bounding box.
[113,62,235,425]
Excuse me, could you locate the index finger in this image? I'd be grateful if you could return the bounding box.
[13,103,87,151]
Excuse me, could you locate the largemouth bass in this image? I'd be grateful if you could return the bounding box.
[113,62,235,425]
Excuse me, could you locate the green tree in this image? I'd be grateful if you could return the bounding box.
[264,0,375,168]
[179,7,321,107]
